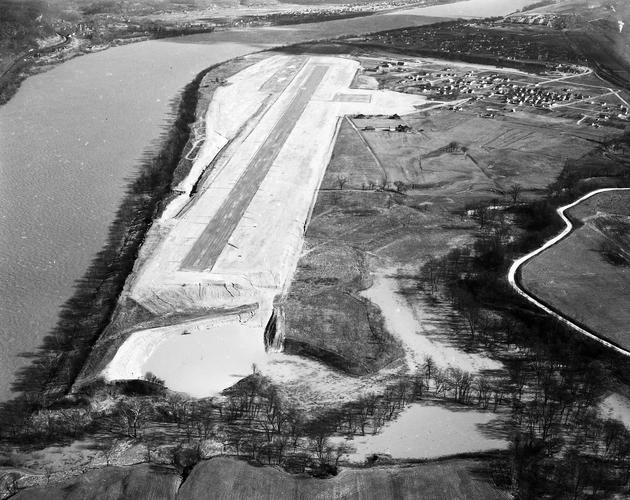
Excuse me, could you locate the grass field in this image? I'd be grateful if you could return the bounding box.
[320,118,383,190]
[345,107,614,197]
[10,456,509,500]
[178,457,510,500]
[12,464,181,500]
[279,52,622,378]
[521,190,630,349]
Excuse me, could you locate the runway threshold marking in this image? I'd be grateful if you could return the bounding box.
[180,64,329,272]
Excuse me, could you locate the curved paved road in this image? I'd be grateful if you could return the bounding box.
[507,187,630,356]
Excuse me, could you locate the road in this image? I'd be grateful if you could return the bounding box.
[180,64,329,271]
[507,187,630,356]
[0,35,71,82]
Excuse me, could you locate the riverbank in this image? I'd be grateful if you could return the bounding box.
[2,62,215,405]
[0,0,450,107]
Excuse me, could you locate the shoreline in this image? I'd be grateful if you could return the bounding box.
[0,0,450,107]
[0,64,216,404]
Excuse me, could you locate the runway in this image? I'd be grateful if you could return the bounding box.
[180,65,329,271]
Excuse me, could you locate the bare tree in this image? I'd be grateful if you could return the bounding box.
[433,368,449,397]
[394,180,408,194]
[336,175,348,190]
[423,355,436,385]
[423,257,442,295]
[412,372,425,400]
[353,395,377,435]
[509,183,522,204]
[109,399,150,439]
[475,376,492,409]
[473,205,489,228]
[333,442,354,467]
[446,368,474,404]
[453,288,481,339]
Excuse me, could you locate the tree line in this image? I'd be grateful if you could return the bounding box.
[413,146,630,497]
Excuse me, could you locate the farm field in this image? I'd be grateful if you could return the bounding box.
[178,457,510,500]
[520,190,630,349]
[11,464,181,500]
[10,457,510,500]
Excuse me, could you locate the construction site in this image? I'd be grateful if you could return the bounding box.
[76,53,431,395]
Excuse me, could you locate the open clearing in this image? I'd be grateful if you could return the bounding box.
[362,271,502,372]
[520,190,630,349]
[334,403,507,461]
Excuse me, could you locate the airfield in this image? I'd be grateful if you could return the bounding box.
[100,50,624,396]
[102,54,430,388]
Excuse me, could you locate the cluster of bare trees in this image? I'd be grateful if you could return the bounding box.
[350,177,409,194]
[143,374,352,475]
[417,196,630,497]
[505,352,630,497]
[329,358,507,445]
[430,366,506,409]
[0,360,507,475]
[0,402,94,445]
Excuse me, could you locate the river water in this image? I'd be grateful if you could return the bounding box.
[0,0,536,401]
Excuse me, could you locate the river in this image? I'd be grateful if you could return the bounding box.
[0,0,536,401]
